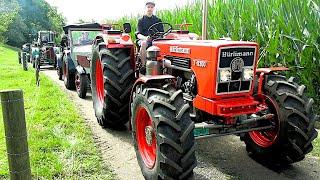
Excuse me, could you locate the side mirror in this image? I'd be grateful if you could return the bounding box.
[123,23,132,33]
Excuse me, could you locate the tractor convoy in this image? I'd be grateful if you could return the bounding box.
[19,30,59,70]
[20,21,318,180]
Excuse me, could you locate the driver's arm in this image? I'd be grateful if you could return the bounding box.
[137,34,148,40]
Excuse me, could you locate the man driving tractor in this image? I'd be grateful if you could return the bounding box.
[137,1,164,47]
[78,32,91,45]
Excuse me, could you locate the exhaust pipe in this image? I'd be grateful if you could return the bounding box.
[201,0,208,40]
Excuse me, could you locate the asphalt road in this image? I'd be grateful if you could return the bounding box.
[42,67,320,180]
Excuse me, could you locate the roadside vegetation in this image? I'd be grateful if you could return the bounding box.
[0,44,114,179]
[117,0,320,115]
[0,0,65,46]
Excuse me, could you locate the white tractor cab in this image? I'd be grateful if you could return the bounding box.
[59,23,132,99]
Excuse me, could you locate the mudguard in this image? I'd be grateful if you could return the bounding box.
[256,67,289,96]
[129,75,176,129]
[130,75,176,104]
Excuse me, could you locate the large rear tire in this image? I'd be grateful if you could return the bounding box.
[241,74,318,165]
[91,48,135,129]
[131,84,197,180]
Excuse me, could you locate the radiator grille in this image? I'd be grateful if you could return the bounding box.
[217,47,256,94]
[165,56,191,69]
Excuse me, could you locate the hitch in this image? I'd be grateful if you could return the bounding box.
[194,114,275,140]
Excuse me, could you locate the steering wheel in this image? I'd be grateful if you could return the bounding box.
[148,22,172,40]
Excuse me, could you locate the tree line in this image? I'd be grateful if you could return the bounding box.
[0,0,65,47]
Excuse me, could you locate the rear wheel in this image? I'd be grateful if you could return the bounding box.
[75,71,88,99]
[18,52,21,64]
[91,48,135,129]
[63,59,75,90]
[22,52,28,71]
[131,84,197,180]
[57,66,63,80]
[241,74,318,164]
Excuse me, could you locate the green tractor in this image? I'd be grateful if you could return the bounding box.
[30,31,58,68]
[19,43,32,70]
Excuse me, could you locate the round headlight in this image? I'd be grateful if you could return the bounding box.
[220,69,231,82]
[243,68,254,81]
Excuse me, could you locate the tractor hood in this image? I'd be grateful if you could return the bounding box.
[153,39,259,100]
[153,40,258,48]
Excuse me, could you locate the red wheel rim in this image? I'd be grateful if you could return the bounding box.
[136,106,156,169]
[249,95,280,148]
[95,59,104,104]
[75,74,81,92]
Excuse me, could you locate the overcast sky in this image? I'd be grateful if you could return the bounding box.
[45,0,195,24]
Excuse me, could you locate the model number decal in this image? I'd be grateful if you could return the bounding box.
[193,59,208,68]
[170,46,190,54]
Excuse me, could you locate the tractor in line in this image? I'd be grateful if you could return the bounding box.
[30,31,58,69]
[59,22,319,180]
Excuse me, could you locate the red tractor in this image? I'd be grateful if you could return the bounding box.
[91,22,319,179]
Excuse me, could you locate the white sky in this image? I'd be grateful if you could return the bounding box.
[45,0,195,24]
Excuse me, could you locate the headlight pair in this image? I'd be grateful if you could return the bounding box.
[219,68,254,82]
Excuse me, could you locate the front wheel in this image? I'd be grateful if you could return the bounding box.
[22,52,28,71]
[57,66,63,80]
[18,52,21,64]
[131,84,197,180]
[75,71,88,99]
[241,74,318,165]
[63,59,75,90]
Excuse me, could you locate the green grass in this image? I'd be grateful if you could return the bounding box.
[0,44,115,179]
[117,0,320,115]
[313,130,320,158]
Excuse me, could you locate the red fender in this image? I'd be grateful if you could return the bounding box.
[256,67,289,96]
[129,75,176,129]
[130,75,176,102]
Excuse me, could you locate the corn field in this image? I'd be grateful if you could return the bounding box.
[117,0,320,113]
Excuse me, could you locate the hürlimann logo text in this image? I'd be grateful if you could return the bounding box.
[222,51,254,58]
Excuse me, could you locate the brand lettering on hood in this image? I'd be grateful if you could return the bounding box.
[170,46,190,54]
[222,51,254,58]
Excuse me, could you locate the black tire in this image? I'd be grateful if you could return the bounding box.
[57,66,63,80]
[18,52,21,64]
[131,84,197,180]
[63,58,75,90]
[75,71,88,99]
[22,52,28,71]
[53,57,57,69]
[241,74,318,165]
[27,54,31,63]
[32,58,36,68]
[91,48,135,128]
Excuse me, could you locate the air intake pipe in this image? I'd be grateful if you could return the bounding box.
[146,46,162,76]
